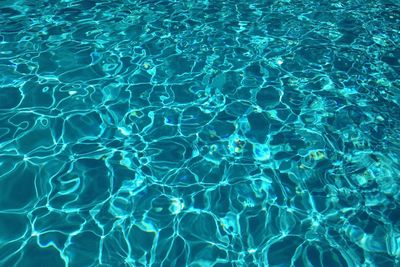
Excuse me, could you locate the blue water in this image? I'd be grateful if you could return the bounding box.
[1,0,400,266]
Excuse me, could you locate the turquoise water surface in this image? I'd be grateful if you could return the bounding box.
[1,0,400,266]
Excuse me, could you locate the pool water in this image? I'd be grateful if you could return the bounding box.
[1,0,400,266]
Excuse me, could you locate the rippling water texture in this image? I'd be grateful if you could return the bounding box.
[1,0,400,266]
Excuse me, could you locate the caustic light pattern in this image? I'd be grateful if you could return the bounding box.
[0,0,400,266]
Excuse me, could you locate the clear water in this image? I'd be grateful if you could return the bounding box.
[1,0,400,266]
